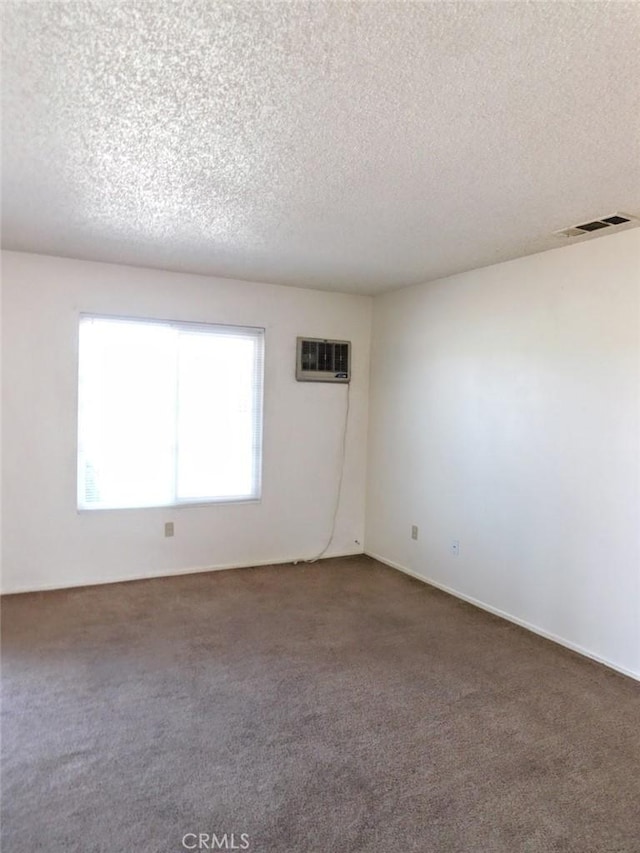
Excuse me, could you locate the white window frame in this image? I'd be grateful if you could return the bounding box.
[77,313,265,511]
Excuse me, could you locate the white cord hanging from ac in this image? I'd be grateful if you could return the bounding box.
[303,381,351,564]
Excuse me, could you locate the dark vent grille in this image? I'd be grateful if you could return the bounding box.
[301,340,348,373]
[602,215,630,225]
[576,220,610,232]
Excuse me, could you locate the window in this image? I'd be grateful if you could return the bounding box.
[77,315,264,509]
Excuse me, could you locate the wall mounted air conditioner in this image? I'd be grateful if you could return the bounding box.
[296,337,351,383]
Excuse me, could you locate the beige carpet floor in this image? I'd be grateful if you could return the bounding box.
[2,555,639,853]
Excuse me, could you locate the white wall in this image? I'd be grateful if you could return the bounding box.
[366,229,640,678]
[3,234,639,678]
[1,251,371,592]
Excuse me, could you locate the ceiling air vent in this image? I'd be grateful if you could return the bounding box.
[296,337,351,383]
[555,213,636,238]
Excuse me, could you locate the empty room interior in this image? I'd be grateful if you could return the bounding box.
[1,2,639,852]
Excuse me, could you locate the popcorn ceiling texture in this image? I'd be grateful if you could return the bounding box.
[2,1,639,294]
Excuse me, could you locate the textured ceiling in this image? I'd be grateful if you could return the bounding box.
[2,1,639,295]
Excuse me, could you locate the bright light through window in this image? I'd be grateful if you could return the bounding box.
[77,316,264,509]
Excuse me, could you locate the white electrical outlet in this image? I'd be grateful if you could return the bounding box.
[450,539,460,556]
[411,525,418,540]
[164,522,174,538]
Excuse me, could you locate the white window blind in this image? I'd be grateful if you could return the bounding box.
[77,315,264,510]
